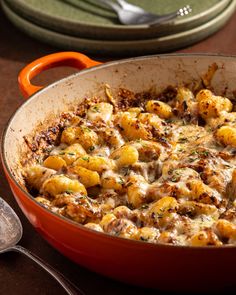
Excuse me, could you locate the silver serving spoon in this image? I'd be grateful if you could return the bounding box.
[97,0,192,26]
[0,197,84,295]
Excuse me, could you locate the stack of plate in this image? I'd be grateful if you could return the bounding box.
[2,0,236,56]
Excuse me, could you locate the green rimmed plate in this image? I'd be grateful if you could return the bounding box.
[2,0,236,56]
[4,0,232,40]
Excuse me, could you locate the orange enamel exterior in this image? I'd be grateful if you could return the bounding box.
[2,52,236,292]
[5,169,236,292]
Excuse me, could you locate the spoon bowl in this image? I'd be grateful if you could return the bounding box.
[0,197,83,295]
[0,197,22,253]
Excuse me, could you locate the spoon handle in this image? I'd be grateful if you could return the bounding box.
[10,245,84,295]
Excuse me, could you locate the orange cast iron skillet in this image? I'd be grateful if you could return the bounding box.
[2,52,236,293]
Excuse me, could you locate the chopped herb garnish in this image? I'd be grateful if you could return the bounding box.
[118,177,124,185]
[201,151,210,157]
[141,204,149,209]
[43,147,52,153]
[170,170,181,182]
[65,190,74,194]
[82,126,91,132]
[189,150,209,158]
[178,137,188,143]
[88,146,95,152]
[178,148,184,152]
[59,152,65,155]
[189,157,197,163]
[67,152,76,156]
[152,211,164,219]
[36,158,43,164]
[82,156,89,161]
[157,214,164,219]
[91,106,100,112]
[113,156,120,160]
[171,176,179,182]
[121,166,130,176]
[190,150,198,156]
[224,164,231,168]
[79,195,87,199]
[126,182,133,187]
[168,168,174,175]
[141,141,148,147]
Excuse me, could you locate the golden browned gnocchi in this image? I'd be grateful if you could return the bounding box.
[24,85,236,246]
[215,126,236,147]
[43,155,66,170]
[61,125,98,150]
[70,166,100,188]
[197,89,232,119]
[146,100,172,119]
[110,145,139,167]
[42,175,87,197]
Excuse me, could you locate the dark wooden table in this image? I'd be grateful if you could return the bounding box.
[0,6,236,295]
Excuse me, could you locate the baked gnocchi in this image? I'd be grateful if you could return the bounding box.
[23,86,236,246]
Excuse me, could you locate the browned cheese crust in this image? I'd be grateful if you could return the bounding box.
[23,84,236,246]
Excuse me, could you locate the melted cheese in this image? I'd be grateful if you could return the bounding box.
[24,87,236,246]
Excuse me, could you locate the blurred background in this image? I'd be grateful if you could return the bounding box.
[2,0,236,56]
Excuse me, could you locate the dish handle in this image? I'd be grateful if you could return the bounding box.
[18,52,101,98]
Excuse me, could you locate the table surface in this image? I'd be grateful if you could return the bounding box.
[0,6,236,295]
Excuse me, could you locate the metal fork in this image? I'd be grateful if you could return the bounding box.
[97,0,192,26]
